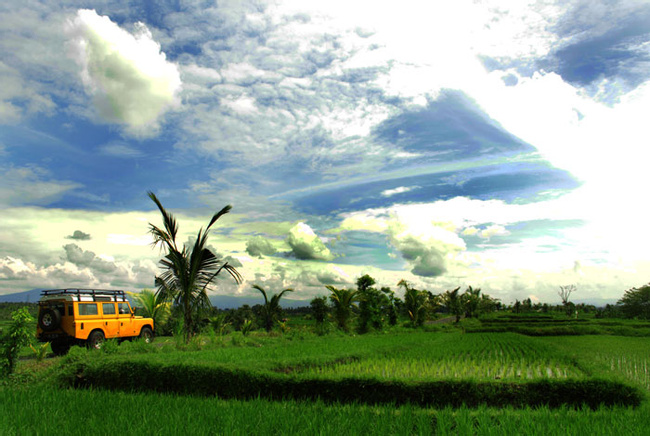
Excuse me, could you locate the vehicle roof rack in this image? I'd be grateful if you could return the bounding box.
[40,289,128,302]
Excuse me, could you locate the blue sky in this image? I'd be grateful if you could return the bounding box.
[1,0,649,304]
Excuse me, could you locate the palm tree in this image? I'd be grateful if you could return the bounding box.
[462,286,481,318]
[252,284,293,332]
[148,191,242,343]
[399,280,427,327]
[127,288,171,330]
[326,285,359,332]
[442,286,463,322]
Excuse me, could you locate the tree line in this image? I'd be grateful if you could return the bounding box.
[140,193,650,342]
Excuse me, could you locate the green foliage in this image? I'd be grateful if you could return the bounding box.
[356,275,387,333]
[209,313,231,336]
[241,319,253,336]
[326,286,359,332]
[617,283,650,320]
[100,339,120,355]
[399,280,428,327]
[148,191,243,343]
[128,288,171,331]
[309,296,329,324]
[29,342,49,362]
[442,286,464,323]
[252,284,293,332]
[1,307,34,376]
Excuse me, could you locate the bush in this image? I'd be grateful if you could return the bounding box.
[1,307,34,376]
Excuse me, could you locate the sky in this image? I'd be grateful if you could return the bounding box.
[1,0,649,305]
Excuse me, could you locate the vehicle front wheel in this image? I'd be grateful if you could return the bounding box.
[87,330,105,350]
[139,326,154,343]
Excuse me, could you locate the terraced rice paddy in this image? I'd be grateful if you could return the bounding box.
[303,333,584,381]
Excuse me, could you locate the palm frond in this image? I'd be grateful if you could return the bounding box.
[252,284,270,305]
[148,191,179,249]
[207,205,233,231]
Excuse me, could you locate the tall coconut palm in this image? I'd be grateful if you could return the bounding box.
[148,191,242,343]
[252,284,293,332]
[326,285,359,332]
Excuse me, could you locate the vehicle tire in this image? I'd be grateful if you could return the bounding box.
[51,339,71,356]
[87,330,105,350]
[139,326,154,343]
[38,308,62,332]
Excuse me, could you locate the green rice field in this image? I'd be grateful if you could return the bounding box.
[2,330,650,435]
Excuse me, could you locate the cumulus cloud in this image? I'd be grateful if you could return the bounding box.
[63,243,116,273]
[66,230,91,241]
[246,236,278,258]
[66,9,181,135]
[340,210,466,277]
[286,222,334,261]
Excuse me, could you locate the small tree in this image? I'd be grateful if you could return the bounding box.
[326,285,359,332]
[380,287,399,326]
[310,296,329,324]
[356,275,386,333]
[252,284,293,332]
[1,308,34,376]
[559,285,577,317]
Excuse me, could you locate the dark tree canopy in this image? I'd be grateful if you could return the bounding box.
[617,284,650,320]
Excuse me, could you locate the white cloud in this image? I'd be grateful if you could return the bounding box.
[286,222,334,261]
[221,95,259,115]
[462,224,511,240]
[340,207,466,277]
[0,165,80,207]
[381,186,414,197]
[65,9,181,136]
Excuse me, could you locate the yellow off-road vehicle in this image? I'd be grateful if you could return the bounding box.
[36,289,154,355]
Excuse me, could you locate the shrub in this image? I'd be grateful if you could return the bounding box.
[1,307,34,376]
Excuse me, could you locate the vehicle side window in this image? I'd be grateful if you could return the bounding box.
[118,303,131,315]
[68,304,73,316]
[102,303,116,315]
[78,303,98,316]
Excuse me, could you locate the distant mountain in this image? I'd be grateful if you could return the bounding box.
[0,288,311,309]
[0,289,44,303]
[573,298,619,307]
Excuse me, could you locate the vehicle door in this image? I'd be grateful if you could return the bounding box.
[76,302,101,339]
[101,302,119,338]
[117,302,137,337]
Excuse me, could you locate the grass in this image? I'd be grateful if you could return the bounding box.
[2,319,650,434]
[302,333,585,381]
[2,387,650,436]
